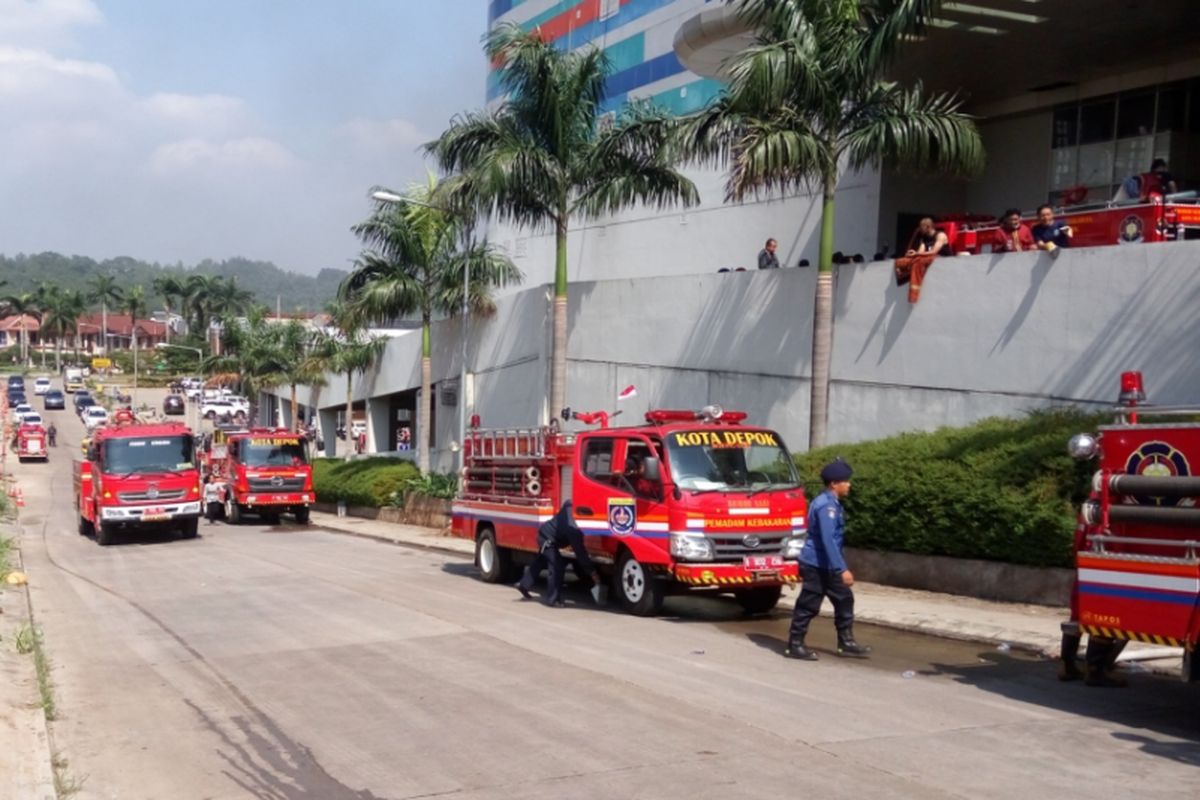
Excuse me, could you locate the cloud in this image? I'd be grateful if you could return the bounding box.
[142,92,248,131]
[0,45,119,95]
[335,117,428,154]
[149,137,298,174]
[0,0,102,46]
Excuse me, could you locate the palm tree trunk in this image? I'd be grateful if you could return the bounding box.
[549,217,569,424]
[132,320,138,409]
[101,301,108,356]
[21,320,27,366]
[164,305,172,344]
[808,169,838,450]
[290,383,299,432]
[418,316,432,474]
[344,371,354,461]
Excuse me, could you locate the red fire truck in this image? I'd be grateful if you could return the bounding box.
[1062,371,1200,683]
[74,418,202,546]
[211,428,313,524]
[452,406,808,616]
[15,422,49,462]
[937,195,1199,254]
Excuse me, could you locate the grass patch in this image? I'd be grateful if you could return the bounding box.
[15,623,57,721]
[795,408,1105,569]
[53,755,86,798]
[312,457,421,508]
[0,535,12,580]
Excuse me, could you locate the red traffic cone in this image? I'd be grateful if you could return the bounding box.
[16,487,24,507]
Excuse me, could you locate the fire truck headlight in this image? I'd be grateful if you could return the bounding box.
[1067,433,1099,461]
[780,535,806,560]
[670,533,714,561]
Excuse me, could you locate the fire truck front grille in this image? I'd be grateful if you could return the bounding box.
[118,489,187,503]
[247,477,305,492]
[709,532,789,562]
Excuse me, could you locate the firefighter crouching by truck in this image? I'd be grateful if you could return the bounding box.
[452,405,809,617]
[1059,370,1200,686]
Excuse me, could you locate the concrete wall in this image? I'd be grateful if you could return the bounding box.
[965,111,1053,215]
[272,240,1200,469]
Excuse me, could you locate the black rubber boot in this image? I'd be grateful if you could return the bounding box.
[1058,630,1084,681]
[784,640,819,661]
[837,631,872,658]
[1084,637,1128,688]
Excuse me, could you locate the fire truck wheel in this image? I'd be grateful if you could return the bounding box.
[294,506,311,525]
[735,586,783,615]
[614,551,664,616]
[476,527,516,583]
[1184,647,1199,684]
[78,514,94,537]
[227,501,243,525]
[179,518,198,540]
[97,522,117,547]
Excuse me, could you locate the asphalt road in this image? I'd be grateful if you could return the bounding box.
[11,384,1200,799]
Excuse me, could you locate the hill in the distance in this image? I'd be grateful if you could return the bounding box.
[0,252,347,313]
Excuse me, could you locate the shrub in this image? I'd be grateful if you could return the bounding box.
[794,409,1106,568]
[403,472,459,501]
[312,457,421,507]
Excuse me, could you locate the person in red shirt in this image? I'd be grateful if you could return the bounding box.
[991,208,1035,252]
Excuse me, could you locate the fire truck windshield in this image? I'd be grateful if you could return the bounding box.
[665,429,799,492]
[241,438,308,467]
[103,436,195,474]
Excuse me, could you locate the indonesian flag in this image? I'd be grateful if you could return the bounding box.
[617,385,637,401]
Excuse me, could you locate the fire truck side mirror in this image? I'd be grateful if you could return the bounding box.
[642,456,662,483]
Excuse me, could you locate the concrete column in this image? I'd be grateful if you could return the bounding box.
[318,407,340,458]
[366,395,390,455]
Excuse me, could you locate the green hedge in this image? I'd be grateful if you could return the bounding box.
[312,457,421,507]
[794,409,1105,568]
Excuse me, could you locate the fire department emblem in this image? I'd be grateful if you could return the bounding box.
[1118,214,1144,244]
[1125,441,1191,507]
[270,475,285,488]
[608,497,636,536]
[146,485,159,500]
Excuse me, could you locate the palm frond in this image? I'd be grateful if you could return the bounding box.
[843,83,984,176]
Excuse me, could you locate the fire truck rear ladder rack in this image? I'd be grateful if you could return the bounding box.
[468,428,548,461]
[1087,533,1200,560]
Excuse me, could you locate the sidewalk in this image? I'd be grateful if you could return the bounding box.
[309,511,1071,655]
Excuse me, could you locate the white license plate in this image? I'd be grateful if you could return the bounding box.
[743,555,785,570]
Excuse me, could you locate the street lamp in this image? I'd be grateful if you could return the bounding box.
[371,189,470,470]
[156,343,203,431]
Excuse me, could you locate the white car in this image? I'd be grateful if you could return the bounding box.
[202,387,232,402]
[22,412,43,428]
[13,403,34,423]
[202,399,247,421]
[34,377,51,395]
[83,406,109,431]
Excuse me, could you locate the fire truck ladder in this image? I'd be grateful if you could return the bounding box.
[468,427,548,462]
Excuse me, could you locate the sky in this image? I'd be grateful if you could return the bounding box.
[0,0,486,275]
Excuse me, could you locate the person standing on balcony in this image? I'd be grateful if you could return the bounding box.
[1032,204,1073,251]
[991,208,1035,252]
[757,238,781,269]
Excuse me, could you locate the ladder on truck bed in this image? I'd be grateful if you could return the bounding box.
[467,427,550,462]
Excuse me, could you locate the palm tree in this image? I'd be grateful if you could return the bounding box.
[152,275,186,344]
[206,307,278,424]
[314,304,388,458]
[89,274,124,356]
[427,23,697,423]
[683,0,983,448]
[341,177,522,472]
[39,287,87,373]
[0,291,41,365]
[124,286,148,406]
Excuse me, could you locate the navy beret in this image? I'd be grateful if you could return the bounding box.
[820,458,853,483]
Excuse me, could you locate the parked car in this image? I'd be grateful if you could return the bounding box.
[43,390,66,410]
[8,391,27,408]
[163,394,186,415]
[201,399,246,422]
[33,377,51,395]
[82,406,109,431]
[13,403,34,423]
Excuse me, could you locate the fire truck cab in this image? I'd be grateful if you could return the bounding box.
[15,421,49,462]
[212,427,313,525]
[1064,371,1200,683]
[453,406,808,616]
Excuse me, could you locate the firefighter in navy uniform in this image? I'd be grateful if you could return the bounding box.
[517,500,600,607]
[785,458,872,660]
